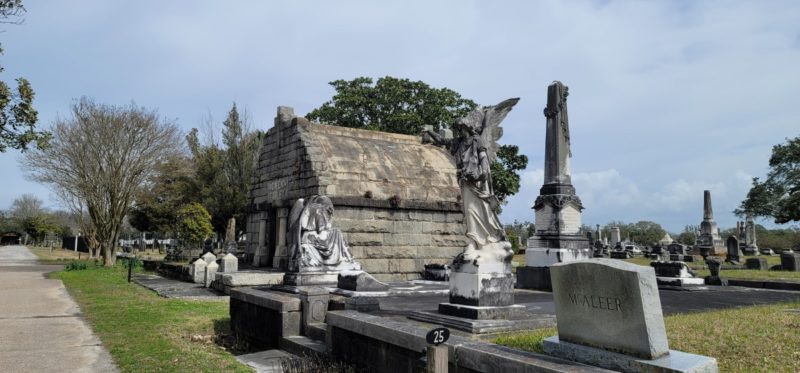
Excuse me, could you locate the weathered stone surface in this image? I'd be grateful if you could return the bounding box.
[217,271,284,287]
[204,261,218,288]
[298,287,329,333]
[447,271,515,307]
[337,270,389,291]
[219,253,238,273]
[191,259,207,284]
[745,258,768,271]
[229,288,301,350]
[550,259,669,359]
[650,261,696,278]
[422,263,450,281]
[201,252,217,264]
[781,252,800,271]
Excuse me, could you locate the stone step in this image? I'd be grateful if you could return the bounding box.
[304,322,327,342]
[279,335,327,358]
[236,349,293,373]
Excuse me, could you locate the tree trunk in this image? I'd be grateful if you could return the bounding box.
[103,239,116,266]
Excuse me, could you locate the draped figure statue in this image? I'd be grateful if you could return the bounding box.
[287,195,361,272]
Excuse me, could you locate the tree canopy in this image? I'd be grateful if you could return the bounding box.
[307,76,528,204]
[0,0,48,152]
[23,98,181,266]
[737,134,800,224]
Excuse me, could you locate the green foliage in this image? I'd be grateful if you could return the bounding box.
[0,1,48,152]
[308,76,528,203]
[129,154,195,235]
[737,134,800,223]
[307,76,477,135]
[186,104,262,234]
[602,220,666,246]
[491,145,529,205]
[177,203,213,250]
[676,231,697,245]
[65,260,89,271]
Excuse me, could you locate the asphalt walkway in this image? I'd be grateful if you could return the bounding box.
[0,245,118,373]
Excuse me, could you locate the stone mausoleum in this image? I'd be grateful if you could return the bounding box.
[244,106,466,281]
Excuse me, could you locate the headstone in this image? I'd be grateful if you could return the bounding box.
[543,259,718,372]
[650,261,696,278]
[745,258,768,271]
[704,257,726,286]
[519,82,592,291]
[780,252,800,272]
[744,213,758,254]
[549,259,668,358]
[219,253,238,273]
[204,261,219,288]
[610,227,621,248]
[191,259,207,284]
[726,236,741,263]
[201,252,217,264]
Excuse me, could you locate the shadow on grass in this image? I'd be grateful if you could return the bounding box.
[213,318,255,355]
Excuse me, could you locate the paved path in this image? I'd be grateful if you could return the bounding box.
[0,245,118,373]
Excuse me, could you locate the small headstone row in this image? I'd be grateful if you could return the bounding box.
[189,253,239,287]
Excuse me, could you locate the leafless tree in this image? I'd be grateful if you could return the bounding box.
[22,97,181,266]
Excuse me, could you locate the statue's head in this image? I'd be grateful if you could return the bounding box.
[454,109,484,136]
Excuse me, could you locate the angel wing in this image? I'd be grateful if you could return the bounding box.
[480,98,520,163]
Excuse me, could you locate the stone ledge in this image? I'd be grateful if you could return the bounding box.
[543,336,718,373]
[229,288,301,312]
[330,196,461,212]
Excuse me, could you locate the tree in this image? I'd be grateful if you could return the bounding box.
[9,194,48,244]
[676,231,697,246]
[308,76,528,204]
[129,152,195,236]
[23,98,181,266]
[0,1,47,152]
[186,104,261,234]
[307,76,477,135]
[737,134,800,223]
[176,203,213,250]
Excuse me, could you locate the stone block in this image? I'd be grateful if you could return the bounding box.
[516,266,552,291]
[298,287,330,333]
[550,259,669,359]
[422,264,450,281]
[204,261,218,288]
[781,252,800,271]
[337,270,390,291]
[362,246,416,259]
[344,233,383,246]
[417,245,463,259]
[387,258,419,273]
[359,259,389,273]
[219,253,238,273]
[746,258,768,271]
[191,259,207,284]
[382,233,431,246]
[448,271,515,307]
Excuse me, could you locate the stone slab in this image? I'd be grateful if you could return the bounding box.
[745,258,768,271]
[408,309,552,334]
[438,302,525,320]
[337,270,390,291]
[283,271,340,286]
[229,288,301,312]
[656,277,706,287]
[236,349,292,373]
[544,336,718,373]
[217,271,284,287]
[550,259,669,359]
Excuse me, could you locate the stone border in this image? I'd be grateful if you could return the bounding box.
[329,196,461,212]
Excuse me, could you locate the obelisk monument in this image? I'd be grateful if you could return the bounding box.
[696,190,724,257]
[518,81,592,291]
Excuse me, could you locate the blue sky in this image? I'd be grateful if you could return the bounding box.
[1,1,799,233]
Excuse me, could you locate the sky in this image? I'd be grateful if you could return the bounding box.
[1,1,799,233]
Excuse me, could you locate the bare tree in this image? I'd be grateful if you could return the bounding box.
[23,97,181,266]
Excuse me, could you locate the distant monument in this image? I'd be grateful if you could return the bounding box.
[224,217,238,253]
[743,213,759,255]
[518,81,591,290]
[726,235,742,263]
[695,190,724,256]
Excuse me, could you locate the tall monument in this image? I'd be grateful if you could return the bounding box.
[743,213,759,255]
[518,81,591,291]
[695,190,724,256]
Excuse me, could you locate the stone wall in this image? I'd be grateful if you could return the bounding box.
[246,106,466,281]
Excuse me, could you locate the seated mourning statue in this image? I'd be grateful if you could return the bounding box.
[287,195,361,272]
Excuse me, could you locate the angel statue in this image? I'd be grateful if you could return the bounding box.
[286,195,361,272]
[425,98,520,267]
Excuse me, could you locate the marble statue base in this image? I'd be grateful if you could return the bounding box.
[517,234,592,291]
[283,271,341,286]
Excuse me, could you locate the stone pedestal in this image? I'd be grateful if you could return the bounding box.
[283,271,341,286]
[517,234,592,291]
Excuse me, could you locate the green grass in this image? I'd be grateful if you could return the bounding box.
[27,245,95,265]
[53,264,251,373]
[495,300,800,372]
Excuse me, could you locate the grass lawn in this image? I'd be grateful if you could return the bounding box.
[495,300,800,372]
[27,245,94,264]
[53,263,251,373]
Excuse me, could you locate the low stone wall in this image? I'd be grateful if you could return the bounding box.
[157,262,191,282]
[326,311,602,373]
[229,288,301,350]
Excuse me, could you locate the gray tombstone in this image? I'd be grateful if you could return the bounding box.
[219,253,238,273]
[745,258,768,271]
[191,259,207,284]
[781,252,800,272]
[544,259,718,372]
[726,236,741,263]
[548,259,668,359]
[204,261,219,288]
